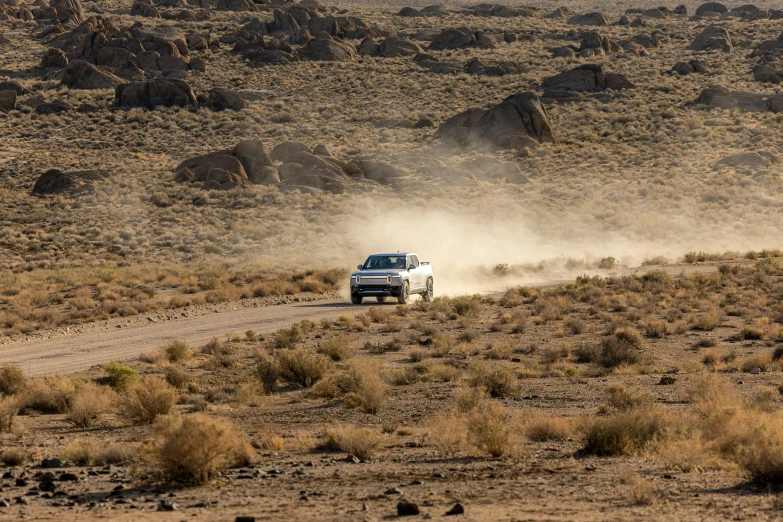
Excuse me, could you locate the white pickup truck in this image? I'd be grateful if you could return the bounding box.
[349,253,433,305]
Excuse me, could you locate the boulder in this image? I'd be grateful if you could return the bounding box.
[689,25,731,52]
[297,34,356,61]
[61,60,126,89]
[0,81,26,95]
[568,12,609,26]
[36,100,75,114]
[270,141,310,162]
[115,78,197,109]
[717,151,779,168]
[0,90,16,111]
[696,85,783,112]
[434,91,558,150]
[249,166,280,185]
[379,37,423,57]
[420,5,447,16]
[206,90,246,111]
[50,16,120,61]
[130,2,160,17]
[31,169,108,195]
[541,64,635,91]
[580,31,613,54]
[695,2,727,16]
[41,48,68,68]
[551,46,577,58]
[397,6,423,17]
[233,139,272,181]
[546,6,574,19]
[215,0,258,11]
[642,8,666,18]
[358,37,380,56]
[674,5,687,15]
[429,28,476,50]
[672,60,709,75]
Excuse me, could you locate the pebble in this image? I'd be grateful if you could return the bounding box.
[445,503,465,516]
[157,500,177,511]
[384,487,402,495]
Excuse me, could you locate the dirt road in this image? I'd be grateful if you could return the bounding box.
[0,260,747,377]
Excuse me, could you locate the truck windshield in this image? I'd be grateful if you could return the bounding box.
[363,255,406,270]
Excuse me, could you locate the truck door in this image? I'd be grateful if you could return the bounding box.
[409,255,423,290]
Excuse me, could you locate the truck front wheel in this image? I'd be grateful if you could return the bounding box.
[397,281,410,305]
[351,294,363,305]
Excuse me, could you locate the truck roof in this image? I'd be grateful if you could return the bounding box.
[369,253,417,257]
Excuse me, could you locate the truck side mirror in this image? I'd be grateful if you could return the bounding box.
[408,264,416,271]
[357,264,363,270]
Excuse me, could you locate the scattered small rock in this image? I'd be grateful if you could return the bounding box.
[445,503,465,516]
[397,500,420,516]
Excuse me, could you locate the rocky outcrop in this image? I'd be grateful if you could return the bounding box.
[428,28,497,50]
[297,34,356,61]
[672,60,709,75]
[434,92,558,151]
[31,169,110,195]
[541,64,635,91]
[696,85,783,113]
[115,78,197,109]
[695,2,727,16]
[716,151,780,168]
[0,90,16,111]
[689,25,731,52]
[568,12,609,26]
[61,60,126,89]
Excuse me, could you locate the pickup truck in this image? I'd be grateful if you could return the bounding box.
[350,253,433,305]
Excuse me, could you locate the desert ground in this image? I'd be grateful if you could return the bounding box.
[2,0,783,519]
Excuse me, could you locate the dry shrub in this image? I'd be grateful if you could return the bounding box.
[625,475,655,506]
[741,354,770,373]
[599,327,643,368]
[694,311,721,331]
[147,414,248,486]
[428,414,467,455]
[344,372,386,414]
[0,448,28,466]
[0,365,25,395]
[451,386,488,413]
[580,406,671,456]
[657,434,725,473]
[258,428,285,451]
[467,362,518,398]
[66,382,113,428]
[486,341,514,360]
[525,415,572,442]
[451,296,482,317]
[62,441,93,465]
[542,344,570,364]
[317,337,352,361]
[325,425,380,461]
[164,340,191,363]
[606,384,651,411]
[740,419,783,484]
[273,324,304,349]
[367,307,393,324]
[740,326,765,340]
[20,376,76,413]
[164,366,190,389]
[643,320,670,338]
[201,337,231,356]
[122,377,176,425]
[408,346,426,362]
[105,361,139,390]
[276,348,328,388]
[468,402,515,457]
[94,445,135,466]
[423,363,461,383]
[0,396,18,433]
[254,353,279,394]
[564,316,585,334]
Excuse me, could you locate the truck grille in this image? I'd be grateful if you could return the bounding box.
[358,285,392,292]
[359,276,388,285]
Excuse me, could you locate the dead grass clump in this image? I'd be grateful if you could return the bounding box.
[644,320,671,338]
[564,316,585,335]
[66,382,113,428]
[486,341,514,360]
[467,362,518,398]
[164,367,190,389]
[254,353,279,394]
[468,402,515,457]
[20,376,76,413]
[0,397,18,433]
[324,425,380,461]
[367,307,393,324]
[542,344,570,364]
[428,414,468,455]
[164,340,191,363]
[741,354,771,373]
[316,337,352,361]
[451,296,482,317]
[525,415,572,442]
[606,384,652,411]
[408,346,426,362]
[147,414,247,486]
[451,386,488,413]
[276,348,328,388]
[422,363,461,383]
[625,474,655,506]
[344,372,386,414]
[739,326,765,340]
[694,311,722,331]
[1,448,28,466]
[62,441,94,465]
[581,406,671,456]
[94,445,135,466]
[740,419,783,484]
[121,377,176,425]
[0,365,25,395]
